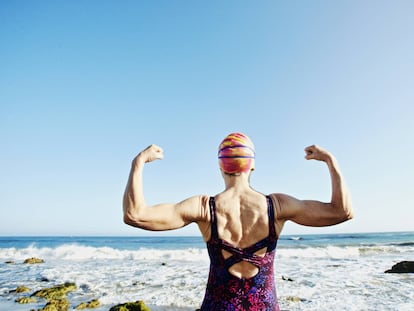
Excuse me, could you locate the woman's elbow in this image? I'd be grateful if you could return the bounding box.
[123,201,145,227]
[342,204,354,222]
[346,208,354,221]
[123,212,143,228]
[331,202,353,224]
[123,210,153,229]
[123,213,135,226]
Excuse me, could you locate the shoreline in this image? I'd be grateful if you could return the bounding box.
[1,230,413,237]
[1,233,413,310]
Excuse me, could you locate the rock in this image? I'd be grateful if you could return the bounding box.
[75,302,88,310]
[86,299,101,308]
[32,282,77,300]
[75,299,101,309]
[15,297,37,304]
[282,275,294,282]
[24,257,45,264]
[286,296,306,302]
[109,300,151,311]
[38,298,70,311]
[10,285,31,293]
[385,261,414,273]
[5,260,15,264]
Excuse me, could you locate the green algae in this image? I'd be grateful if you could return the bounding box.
[15,296,37,304]
[31,283,76,311]
[10,285,31,293]
[75,302,88,310]
[24,257,45,264]
[75,299,101,309]
[32,282,77,301]
[109,300,151,311]
[37,298,70,311]
[286,296,306,302]
[87,299,100,308]
[9,280,148,311]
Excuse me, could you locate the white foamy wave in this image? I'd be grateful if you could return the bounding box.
[2,243,409,263]
[277,244,410,259]
[1,238,414,311]
[0,244,209,262]
[278,246,359,259]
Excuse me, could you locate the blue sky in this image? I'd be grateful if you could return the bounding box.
[1,1,413,236]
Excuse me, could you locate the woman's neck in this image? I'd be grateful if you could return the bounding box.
[222,171,251,190]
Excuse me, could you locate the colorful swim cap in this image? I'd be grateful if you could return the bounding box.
[218,132,255,174]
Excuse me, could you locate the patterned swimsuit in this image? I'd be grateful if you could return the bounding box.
[200,196,280,311]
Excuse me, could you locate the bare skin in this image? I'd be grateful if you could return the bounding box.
[123,144,353,279]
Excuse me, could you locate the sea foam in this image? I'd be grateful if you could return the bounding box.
[1,234,413,310]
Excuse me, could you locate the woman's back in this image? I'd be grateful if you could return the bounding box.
[214,190,270,246]
[201,189,279,310]
[214,189,272,278]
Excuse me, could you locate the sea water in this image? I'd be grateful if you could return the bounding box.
[0,232,413,310]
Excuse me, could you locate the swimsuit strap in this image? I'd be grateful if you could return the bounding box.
[209,197,219,240]
[266,195,277,240]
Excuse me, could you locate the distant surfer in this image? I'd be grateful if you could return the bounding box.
[123,132,353,310]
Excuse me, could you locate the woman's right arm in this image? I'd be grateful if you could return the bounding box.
[123,144,208,231]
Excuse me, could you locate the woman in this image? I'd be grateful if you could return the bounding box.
[123,132,353,310]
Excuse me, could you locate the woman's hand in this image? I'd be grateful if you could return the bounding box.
[135,144,164,165]
[304,145,333,162]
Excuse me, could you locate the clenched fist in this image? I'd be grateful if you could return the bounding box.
[304,145,333,162]
[134,144,164,165]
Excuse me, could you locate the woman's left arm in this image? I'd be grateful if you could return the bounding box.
[273,145,353,227]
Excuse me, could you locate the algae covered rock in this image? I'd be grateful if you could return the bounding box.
[32,282,77,300]
[10,285,31,293]
[24,257,45,264]
[75,302,88,310]
[86,299,100,308]
[109,300,151,311]
[38,298,70,311]
[15,296,37,304]
[286,296,305,302]
[75,299,101,309]
[385,261,414,273]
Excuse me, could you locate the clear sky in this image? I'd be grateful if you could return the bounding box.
[1,1,413,236]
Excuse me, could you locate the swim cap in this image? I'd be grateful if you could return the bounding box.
[218,132,255,174]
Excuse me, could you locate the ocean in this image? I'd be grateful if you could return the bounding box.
[0,232,413,311]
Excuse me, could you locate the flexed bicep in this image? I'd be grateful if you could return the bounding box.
[273,145,353,228]
[124,195,208,231]
[273,193,349,227]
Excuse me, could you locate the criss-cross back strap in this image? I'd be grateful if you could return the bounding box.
[221,242,266,270]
